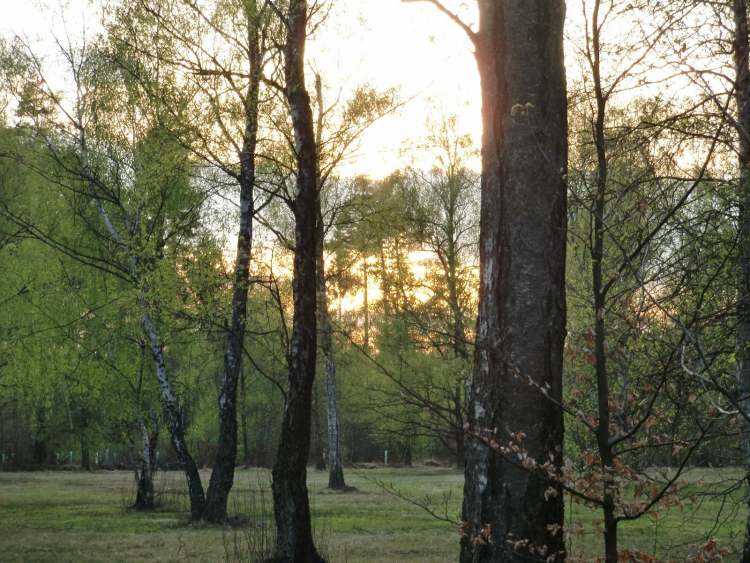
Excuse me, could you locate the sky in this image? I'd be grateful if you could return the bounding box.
[0,0,483,178]
[0,0,663,179]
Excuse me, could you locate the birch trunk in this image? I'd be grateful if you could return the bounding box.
[270,0,324,560]
[316,214,346,490]
[134,411,158,510]
[142,310,206,519]
[203,2,261,522]
[240,368,251,468]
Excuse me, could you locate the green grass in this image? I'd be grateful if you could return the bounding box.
[0,467,745,561]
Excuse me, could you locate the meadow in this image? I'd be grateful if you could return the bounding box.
[0,466,745,562]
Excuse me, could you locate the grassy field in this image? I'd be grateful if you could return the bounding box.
[0,466,746,562]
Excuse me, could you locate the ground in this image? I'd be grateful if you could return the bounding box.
[0,467,745,562]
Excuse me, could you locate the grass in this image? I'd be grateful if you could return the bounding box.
[0,466,745,561]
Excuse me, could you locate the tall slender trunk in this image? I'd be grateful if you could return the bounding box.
[142,310,206,519]
[133,337,158,510]
[460,2,568,562]
[453,384,465,468]
[447,233,467,468]
[316,214,346,490]
[80,433,90,471]
[363,255,370,349]
[203,4,261,522]
[733,2,750,561]
[311,389,327,470]
[589,2,618,560]
[240,368,251,468]
[271,1,323,560]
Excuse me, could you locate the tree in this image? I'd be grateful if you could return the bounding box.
[408,1,568,559]
[0,35,211,518]
[402,116,479,466]
[109,0,272,521]
[733,0,750,559]
[268,0,324,560]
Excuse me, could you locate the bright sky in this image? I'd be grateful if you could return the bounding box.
[0,0,483,178]
[310,0,481,177]
[0,0,663,179]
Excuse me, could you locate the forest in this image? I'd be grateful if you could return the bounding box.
[1,0,750,561]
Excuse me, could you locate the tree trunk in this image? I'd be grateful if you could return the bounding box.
[460,2,568,562]
[240,368,251,468]
[316,213,346,490]
[733,1,750,561]
[590,2,618,560]
[142,310,206,520]
[271,1,324,560]
[80,433,91,471]
[203,3,261,522]
[79,113,207,520]
[403,440,413,467]
[454,384,465,469]
[134,411,159,510]
[363,255,370,349]
[311,389,327,471]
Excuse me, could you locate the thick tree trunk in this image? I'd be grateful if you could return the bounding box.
[204,7,260,521]
[134,411,159,510]
[733,2,750,561]
[403,440,413,467]
[316,214,346,490]
[271,1,324,560]
[460,2,568,562]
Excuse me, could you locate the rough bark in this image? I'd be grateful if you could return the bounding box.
[734,1,750,561]
[203,3,261,522]
[460,2,568,562]
[270,0,324,560]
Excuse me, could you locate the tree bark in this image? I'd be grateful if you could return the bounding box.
[460,2,568,562]
[733,1,750,561]
[311,389,327,471]
[203,2,261,523]
[76,102,207,519]
[316,214,346,490]
[271,0,324,560]
[142,310,206,520]
[134,411,159,510]
[240,368,251,468]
